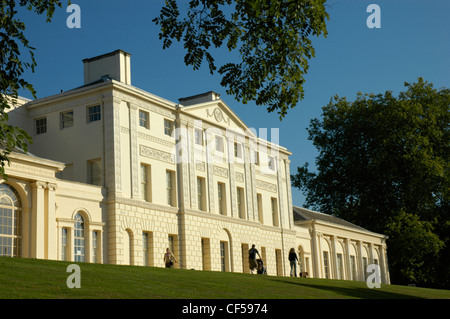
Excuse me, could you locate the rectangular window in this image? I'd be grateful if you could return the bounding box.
[337,253,343,280]
[141,164,151,201]
[195,128,203,145]
[35,117,47,135]
[220,241,226,272]
[60,110,74,129]
[218,182,226,215]
[164,119,173,136]
[257,193,263,223]
[237,187,245,219]
[143,232,149,266]
[87,105,101,123]
[254,151,260,166]
[271,197,279,226]
[350,255,356,281]
[61,228,68,261]
[363,257,368,280]
[166,170,175,206]
[323,251,329,279]
[234,142,242,158]
[197,177,206,211]
[87,158,102,186]
[215,136,224,152]
[139,110,149,129]
[92,231,99,263]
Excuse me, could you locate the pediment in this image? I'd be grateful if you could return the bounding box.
[180,100,257,139]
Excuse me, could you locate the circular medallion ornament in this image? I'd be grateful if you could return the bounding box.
[214,108,223,122]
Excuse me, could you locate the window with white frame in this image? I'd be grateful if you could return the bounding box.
[350,255,356,281]
[87,158,102,186]
[218,182,226,215]
[337,253,343,280]
[215,135,224,152]
[271,197,279,226]
[61,228,68,261]
[197,177,206,211]
[164,119,174,136]
[141,164,151,201]
[0,184,22,257]
[166,170,175,206]
[237,187,245,219]
[60,110,74,129]
[195,128,203,145]
[323,251,329,279]
[87,105,101,123]
[234,142,242,158]
[92,230,99,263]
[257,193,263,223]
[74,213,85,262]
[139,110,150,129]
[35,117,47,135]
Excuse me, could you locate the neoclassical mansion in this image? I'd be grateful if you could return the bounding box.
[2,50,390,284]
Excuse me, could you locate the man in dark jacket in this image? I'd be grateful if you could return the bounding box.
[249,244,261,274]
[288,248,299,277]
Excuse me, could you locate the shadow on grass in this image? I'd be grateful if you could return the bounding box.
[273,279,424,299]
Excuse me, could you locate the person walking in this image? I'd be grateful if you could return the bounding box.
[164,248,177,268]
[248,244,261,274]
[288,248,299,277]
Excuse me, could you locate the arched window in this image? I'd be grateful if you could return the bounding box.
[0,184,22,257]
[74,213,85,262]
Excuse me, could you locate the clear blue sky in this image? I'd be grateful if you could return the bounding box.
[17,0,450,207]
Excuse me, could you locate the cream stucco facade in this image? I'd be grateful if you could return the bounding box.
[2,50,389,284]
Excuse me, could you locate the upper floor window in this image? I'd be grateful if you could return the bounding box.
[164,119,174,136]
[218,182,226,216]
[141,164,151,201]
[197,177,206,211]
[87,105,101,123]
[139,110,149,129]
[195,128,203,146]
[87,158,102,186]
[215,136,224,152]
[234,142,242,159]
[254,151,260,166]
[35,117,47,135]
[60,110,74,129]
[166,170,175,206]
[237,187,245,219]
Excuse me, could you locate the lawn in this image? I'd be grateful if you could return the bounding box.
[0,257,449,299]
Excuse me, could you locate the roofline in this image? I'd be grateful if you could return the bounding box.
[22,79,177,111]
[293,206,388,239]
[82,49,131,63]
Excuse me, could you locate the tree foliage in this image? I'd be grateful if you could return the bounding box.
[153,0,329,118]
[292,78,450,288]
[0,0,66,179]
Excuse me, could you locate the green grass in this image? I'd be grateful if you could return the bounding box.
[0,257,449,299]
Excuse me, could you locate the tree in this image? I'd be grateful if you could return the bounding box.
[292,78,450,288]
[153,0,329,118]
[0,0,66,179]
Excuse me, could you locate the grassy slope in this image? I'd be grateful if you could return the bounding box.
[0,257,449,299]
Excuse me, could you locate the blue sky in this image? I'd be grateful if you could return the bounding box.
[17,0,450,207]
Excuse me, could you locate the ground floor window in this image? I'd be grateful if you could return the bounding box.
[0,184,22,257]
[74,213,85,262]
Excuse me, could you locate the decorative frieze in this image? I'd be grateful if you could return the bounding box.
[139,145,175,164]
[256,179,277,193]
[213,165,228,178]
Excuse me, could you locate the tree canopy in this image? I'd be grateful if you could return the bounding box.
[153,0,329,118]
[0,0,66,179]
[292,78,450,288]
